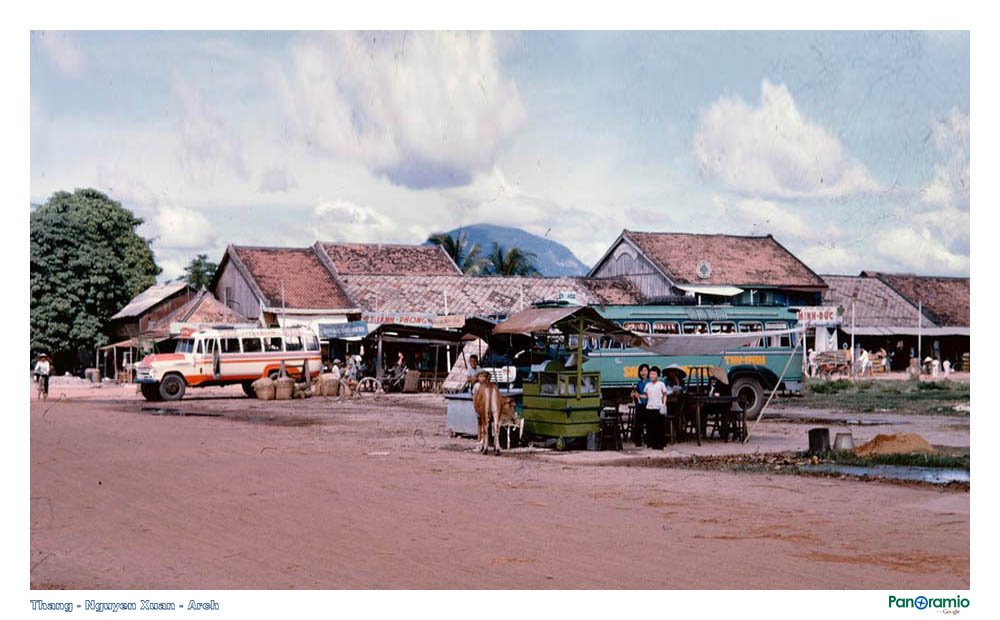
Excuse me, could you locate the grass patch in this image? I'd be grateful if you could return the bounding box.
[806,450,970,470]
[799,379,969,415]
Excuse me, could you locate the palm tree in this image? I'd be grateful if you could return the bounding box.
[483,243,540,276]
[426,231,487,275]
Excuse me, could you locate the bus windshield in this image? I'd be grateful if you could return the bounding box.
[174,339,195,353]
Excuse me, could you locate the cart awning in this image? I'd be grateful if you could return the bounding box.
[492,305,639,343]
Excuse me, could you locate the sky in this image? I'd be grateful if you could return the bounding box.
[29,30,970,281]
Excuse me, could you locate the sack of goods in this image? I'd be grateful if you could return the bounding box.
[315,373,341,397]
[292,382,312,399]
[252,377,276,401]
[274,376,295,400]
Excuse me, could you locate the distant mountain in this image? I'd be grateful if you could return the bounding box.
[435,223,589,276]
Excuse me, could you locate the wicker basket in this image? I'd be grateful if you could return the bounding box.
[252,377,275,401]
[274,377,295,400]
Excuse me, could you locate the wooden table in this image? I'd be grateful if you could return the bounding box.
[681,395,746,445]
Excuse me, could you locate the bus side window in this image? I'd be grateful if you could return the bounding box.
[242,338,263,353]
[623,321,650,334]
[710,322,735,334]
[653,321,679,334]
[222,338,241,354]
[285,336,303,352]
[195,340,203,354]
[766,322,789,347]
[738,322,764,347]
[266,337,283,352]
[204,339,216,354]
[683,322,708,334]
[305,336,319,352]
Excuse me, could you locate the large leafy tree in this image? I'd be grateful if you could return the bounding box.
[182,253,218,289]
[426,230,486,275]
[30,189,160,370]
[483,243,540,276]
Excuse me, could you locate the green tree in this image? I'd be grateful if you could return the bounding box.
[426,230,486,275]
[182,253,218,289]
[483,243,540,276]
[30,189,161,370]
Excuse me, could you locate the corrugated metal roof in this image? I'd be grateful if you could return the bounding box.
[110,282,192,320]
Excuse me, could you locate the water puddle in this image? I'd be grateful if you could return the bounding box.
[139,407,222,418]
[800,463,969,484]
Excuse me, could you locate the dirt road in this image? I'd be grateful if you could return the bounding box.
[30,386,969,589]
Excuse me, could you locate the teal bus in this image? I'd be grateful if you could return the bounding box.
[580,304,804,417]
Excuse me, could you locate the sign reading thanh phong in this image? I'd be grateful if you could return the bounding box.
[795,306,842,327]
[362,312,435,327]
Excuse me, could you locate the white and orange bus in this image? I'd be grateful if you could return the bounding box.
[134,327,322,401]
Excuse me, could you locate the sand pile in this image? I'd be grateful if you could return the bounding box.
[853,433,936,456]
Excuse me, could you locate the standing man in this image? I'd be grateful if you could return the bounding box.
[643,367,670,450]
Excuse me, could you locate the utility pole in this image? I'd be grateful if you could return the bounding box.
[918,300,923,370]
[850,300,856,378]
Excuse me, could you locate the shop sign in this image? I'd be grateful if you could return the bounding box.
[318,321,370,339]
[795,306,842,326]
[362,312,435,327]
[431,314,466,329]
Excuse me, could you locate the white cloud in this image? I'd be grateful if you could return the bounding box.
[875,108,970,275]
[876,227,969,274]
[258,164,297,193]
[35,31,84,78]
[173,78,250,186]
[309,199,398,243]
[276,31,526,189]
[693,80,881,200]
[797,243,867,275]
[713,196,841,242]
[153,206,218,250]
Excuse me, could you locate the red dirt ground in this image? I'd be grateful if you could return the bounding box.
[30,384,969,589]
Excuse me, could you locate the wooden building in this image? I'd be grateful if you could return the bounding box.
[588,230,828,306]
[107,282,196,342]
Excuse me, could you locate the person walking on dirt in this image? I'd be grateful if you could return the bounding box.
[33,353,51,399]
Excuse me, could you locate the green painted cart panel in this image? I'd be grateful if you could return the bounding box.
[522,395,602,411]
[523,408,600,424]
[524,420,599,438]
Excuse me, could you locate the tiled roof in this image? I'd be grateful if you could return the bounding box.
[111,282,193,320]
[232,246,357,310]
[864,272,970,327]
[145,291,255,337]
[339,275,644,316]
[821,275,929,328]
[622,231,827,288]
[320,242,461,275]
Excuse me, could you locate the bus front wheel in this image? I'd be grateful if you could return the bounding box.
[158,374,187,401]
[731,377,764,419]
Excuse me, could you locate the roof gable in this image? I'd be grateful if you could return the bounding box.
[622,231,827,289]
[231,246,357,311]
[145,291,253,336]
[821,275,929,328]
[321,242,461,275]
[111,282,194,320]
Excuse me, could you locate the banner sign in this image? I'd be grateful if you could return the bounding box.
[318,320,370,339]
[432,314,466,329]
[362,312,435,327]
[795,306,842,327]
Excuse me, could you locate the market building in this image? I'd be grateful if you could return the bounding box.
[822,272,970,371]
[588,230,828,306]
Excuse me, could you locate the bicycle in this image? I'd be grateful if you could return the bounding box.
[34,373,49,401]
